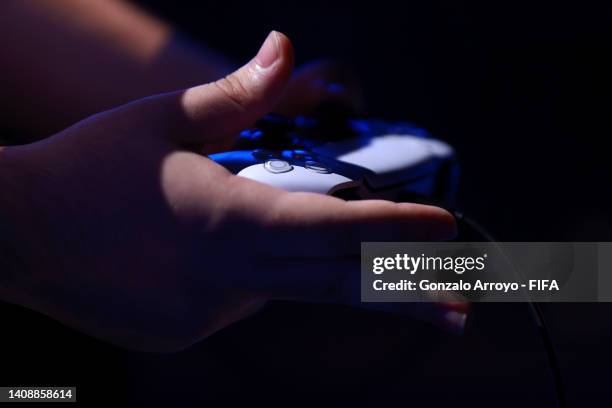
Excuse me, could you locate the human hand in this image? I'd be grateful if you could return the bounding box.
[275,60,365,116]
[0,32,460,352]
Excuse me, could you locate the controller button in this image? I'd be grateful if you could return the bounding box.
[252,149,277,160]
[264,159,293,173]
[292,150,314,160]
[305,161,330,174]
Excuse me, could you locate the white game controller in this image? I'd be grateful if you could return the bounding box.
[237,159,356,194]
[209,116,459,204]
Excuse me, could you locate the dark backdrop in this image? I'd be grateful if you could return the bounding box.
[2,1,611,406]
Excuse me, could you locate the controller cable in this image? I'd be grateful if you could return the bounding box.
[452,211,567,408]
[244,113,567,405]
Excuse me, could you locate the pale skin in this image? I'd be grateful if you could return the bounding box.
[0,1,464,352]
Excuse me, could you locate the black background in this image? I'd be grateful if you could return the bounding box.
[2,0,612,406]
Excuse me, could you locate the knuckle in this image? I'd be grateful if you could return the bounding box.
[213,73,251,111]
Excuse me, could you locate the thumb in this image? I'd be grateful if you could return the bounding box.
[133,31,294,148]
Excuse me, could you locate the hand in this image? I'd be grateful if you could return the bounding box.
[0,32,459,352]
[275,60,365,116]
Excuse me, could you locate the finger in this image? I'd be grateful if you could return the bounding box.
[251,257,467,334]
[255,191,457,258]
[117,30,294,148]
[275,60,365,116]
[178,30,294,145]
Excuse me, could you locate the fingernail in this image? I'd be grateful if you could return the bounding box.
[255,31,280,69]
[444,310,467,334]
[441,301,470,314]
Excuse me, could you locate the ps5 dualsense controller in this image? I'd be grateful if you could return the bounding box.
[209,115,459,204]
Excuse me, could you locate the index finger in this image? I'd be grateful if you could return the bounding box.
[255,191,457,258]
